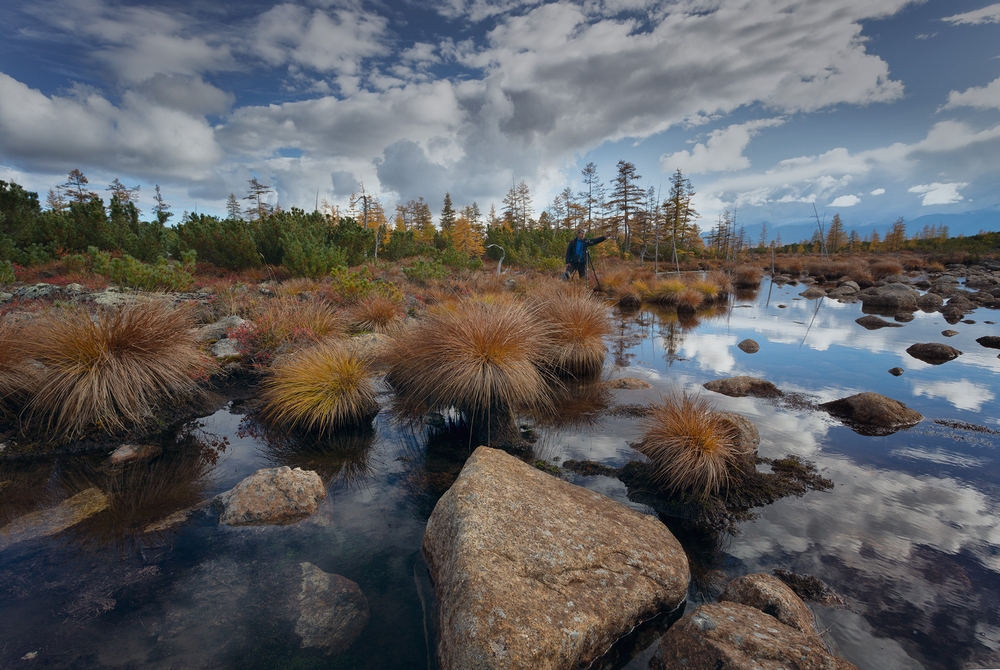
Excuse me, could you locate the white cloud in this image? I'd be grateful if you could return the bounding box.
[660,118,784,174]
[911,379,996,411]
[908,182,969,206]
[870,187,886,195]
[942,3,1000,25]
[943,76,1000,111]
[0,73,222,180]
[829,194,861,207]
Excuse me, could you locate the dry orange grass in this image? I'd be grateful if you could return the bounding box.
[0,319,35,409]
[636,393,745,497]
[675,287,704,313]
[648,278,686,306]
[260,340,378,434]
[24,302,205,437]
[733,265,763,288]
[350,295,405,334]
[276,278,323,297]
[870,259,904,279]
[691,279,720,303]
[927,261,946,273]
[705,271,732,297]
[532,289,612,378]
[385,300,553,419]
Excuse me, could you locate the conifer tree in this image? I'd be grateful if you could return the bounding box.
[440,192,456,238]
[61,169,97,203]
[226,193,242,219]
[826,213,846,252]
[153,185,172,224]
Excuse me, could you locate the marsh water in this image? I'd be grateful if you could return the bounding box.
[2,277,1000,669]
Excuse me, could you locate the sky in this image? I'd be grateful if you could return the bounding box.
[0,0,998,240]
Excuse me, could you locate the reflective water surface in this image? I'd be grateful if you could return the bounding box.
[2,278,999,669]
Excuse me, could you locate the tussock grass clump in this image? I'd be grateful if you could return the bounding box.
[675,287,704,313]
[705,271,732,298]
[649,278,686,306]
[25,302,204,438]
[870,259,904,279]
[776,259,803,276]
[261,340,378,434]
[733,265,763,288]
[232,297,346,363]
[691,280,720,303]
[533,289,612,378]
[350,295,405,333]
[0,320,35,409]
[385,300,553,420]
[636,393,745,497]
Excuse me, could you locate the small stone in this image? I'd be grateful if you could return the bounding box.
[777,304,787,309]
[942,330,959,337]
[800,286,827,299]
[108,443,162,465]
[737,338,759,353]
[21,652,38,660]
[894,312,915,323]
[214,466,326,526]
[211,338,241,360]
[888,367,904,376]
[703,376,782,398]
[906,342,962,364]
[603,377,653,390]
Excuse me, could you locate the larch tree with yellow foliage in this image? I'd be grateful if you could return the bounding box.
[450,214,485,256]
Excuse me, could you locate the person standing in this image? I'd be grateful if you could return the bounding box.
[564,227,606,280]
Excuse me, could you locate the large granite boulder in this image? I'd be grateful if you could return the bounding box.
[214,466,326,526]
[295,562,369,654]
[423,446,689,670]
[719,573,821,638]
[703,376,783,398]
[859,284,919,312]
[906,342,962,364]
[820,392,922,435]
[659,602,858,670]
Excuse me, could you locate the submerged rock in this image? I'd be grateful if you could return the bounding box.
[423,446,689,670]
[703,376,783,398]
[942,330,959,337]
[294,562,369,654]
[659,602,858,670]
[737,338,760,353]
[0,488,109,551]
[603,376,653,390]
[800,286,827,299]
[214,466,326,526]
[820,392,922,435]
[855,315,902,330]
[888,367,904,376]
[906,342,962,364]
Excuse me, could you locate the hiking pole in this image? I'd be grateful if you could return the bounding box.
[586,251,602,291]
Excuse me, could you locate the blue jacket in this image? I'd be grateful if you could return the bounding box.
[565,235,606,264]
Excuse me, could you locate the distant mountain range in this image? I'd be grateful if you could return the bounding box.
[733,204,1000,246]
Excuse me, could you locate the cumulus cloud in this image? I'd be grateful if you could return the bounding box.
[908,182,969,206]
[660,118,784,174]
[829,194,861,207]
[870,187,886,195]
[0,73,222,180]
[942,3,1000,25]
[943,76,1000,111]
[911,379,996,411]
